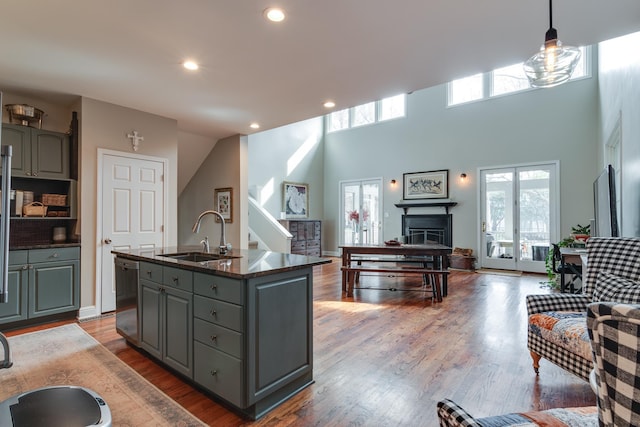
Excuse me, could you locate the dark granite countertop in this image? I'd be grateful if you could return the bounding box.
[112,246,331,279]
[10,242,81,250]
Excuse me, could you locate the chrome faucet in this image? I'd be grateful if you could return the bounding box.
[192,210,227,254]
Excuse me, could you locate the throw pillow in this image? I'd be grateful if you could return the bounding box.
[593,271,640,303]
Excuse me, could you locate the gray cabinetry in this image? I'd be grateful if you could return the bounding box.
[1,124,70,179]
[193,268,313,417]
[29,247,80,317]
[246,269,313,408]
[0,247,79,325]
[127,256,315,419]
[193,272,245,407]
[0,251,29,323]
[139,262,193,378]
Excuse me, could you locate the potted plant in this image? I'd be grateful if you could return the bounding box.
[571,223,590,243]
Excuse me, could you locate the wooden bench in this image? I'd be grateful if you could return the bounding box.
[341,265,448,301]
[349,256,437,284]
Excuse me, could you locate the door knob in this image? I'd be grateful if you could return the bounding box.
[104,238,112,244]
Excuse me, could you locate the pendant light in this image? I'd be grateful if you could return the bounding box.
[523,0,581,88]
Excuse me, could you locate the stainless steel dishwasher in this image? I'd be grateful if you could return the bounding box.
[114,257,139,345]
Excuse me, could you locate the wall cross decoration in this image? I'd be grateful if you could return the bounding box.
[127,130,144,151]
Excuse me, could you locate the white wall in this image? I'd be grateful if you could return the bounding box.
[598,31,640,237]
[247,117,324,219]
[247,73,599,256]
[177,130,217,195]
[322,78,599,254]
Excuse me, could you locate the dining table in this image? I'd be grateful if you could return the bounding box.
[339,242,452,301]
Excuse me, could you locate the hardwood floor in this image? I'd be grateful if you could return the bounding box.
[4,258,595,426]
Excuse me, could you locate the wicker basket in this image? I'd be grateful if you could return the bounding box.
[23,202,47,217]
[42,194,67,206]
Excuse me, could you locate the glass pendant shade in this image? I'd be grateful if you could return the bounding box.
[524,0,581,88]
[524,34,581,87]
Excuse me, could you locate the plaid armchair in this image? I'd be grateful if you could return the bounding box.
[527,237,640,381]
[437,398,597,426]
[588,302,640,427]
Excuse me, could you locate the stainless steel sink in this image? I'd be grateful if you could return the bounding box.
[159,252,240,262]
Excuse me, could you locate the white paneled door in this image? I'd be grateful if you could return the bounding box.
[100,151,165,313]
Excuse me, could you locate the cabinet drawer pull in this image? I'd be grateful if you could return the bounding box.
[210,335,217,342]
[146,270,152,277]
[210,284,217,291]
[51,253,59,258]
[172,277,178,284]
[209,370,217,376]
[210,310,217,317]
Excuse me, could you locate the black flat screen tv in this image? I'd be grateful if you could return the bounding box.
[593,164,619,237]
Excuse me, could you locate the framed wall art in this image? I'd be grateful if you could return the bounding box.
[403,170,449,200]
[283,181,308,218]
[214,187,233,223]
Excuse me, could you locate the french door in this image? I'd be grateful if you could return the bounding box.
[340,179,382,245]
[480,162,559,272]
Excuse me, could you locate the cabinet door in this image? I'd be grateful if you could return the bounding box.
[31,129,70,179]
[0,264,29,324]
[28,260,79,318]
[139,279,163,360]
[163,286,193,378]
[0,124,32,177]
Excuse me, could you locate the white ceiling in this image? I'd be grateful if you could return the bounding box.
[1,1,639,140]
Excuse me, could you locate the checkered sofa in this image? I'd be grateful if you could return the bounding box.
[527,237,640,381]
[436,398,597,426]
[588,302,640,427]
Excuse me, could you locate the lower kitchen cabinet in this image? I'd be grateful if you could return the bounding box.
[0,247,79,325]
[126,256,315,420]
[139,263,193,379]
[0,251,29,323]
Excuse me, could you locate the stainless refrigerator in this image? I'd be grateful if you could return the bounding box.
[0,92,13,368]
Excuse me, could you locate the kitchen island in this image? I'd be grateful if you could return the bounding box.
[112,246,330,420]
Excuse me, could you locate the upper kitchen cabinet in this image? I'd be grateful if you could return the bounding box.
[1,124,70,179]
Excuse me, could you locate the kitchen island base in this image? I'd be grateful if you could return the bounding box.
[113,247,329,420]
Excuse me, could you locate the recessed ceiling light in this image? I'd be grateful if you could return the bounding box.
[323,101,336,108]
[263,7,286,22]
[183,60,199,71]
[250,123,260,129]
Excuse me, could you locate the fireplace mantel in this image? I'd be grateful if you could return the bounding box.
[394,201,458,215]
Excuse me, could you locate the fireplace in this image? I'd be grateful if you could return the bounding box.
[401,214,452,247]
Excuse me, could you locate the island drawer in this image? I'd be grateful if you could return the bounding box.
[28,247,79,263]
[194,272,242,305]
[140,261,163,283]
[194,317,243,359]
[194,295,243,332]
[194,341,244,408]
[163,266,193,291]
